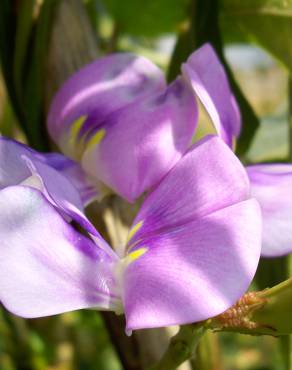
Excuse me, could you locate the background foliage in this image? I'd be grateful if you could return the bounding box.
[0,0,292,369]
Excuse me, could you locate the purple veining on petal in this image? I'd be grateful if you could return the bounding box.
[124,199,261,330]
[128,135,250,244]
[122,136,261,330]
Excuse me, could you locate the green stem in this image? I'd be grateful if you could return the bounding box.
[150,324,205,370]
[282,75,292,370]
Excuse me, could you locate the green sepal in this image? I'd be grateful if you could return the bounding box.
[209,278,292,336]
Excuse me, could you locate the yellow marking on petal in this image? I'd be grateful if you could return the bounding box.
[126,247,148,264]
[70,115,86,138]
[85,129,106,151]
[127,221,143,243]
[62,115,87,160]
[113,247,148,302]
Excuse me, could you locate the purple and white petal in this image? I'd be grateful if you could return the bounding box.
[129,135,250,244]
[24,158,117,258]
[122,135,261,329]
[247,164,292,257]
[124,199,261,330]
[40,152,99,206]
[181,44,241,147]
[0,186,121,318]
[0,136,96,215]
[0,137,34,188]
[81,78,198,202]
[47,53,166,149]
[0,136,86,225]
[22,156,100,235]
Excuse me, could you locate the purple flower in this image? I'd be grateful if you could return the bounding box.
[181,44,241,147]
[246,164,292,257]
[47,41,292,258]
[182,46,292,257]
[187,52,292,258]
[0,136,100,232]
[47,44,239,202]
[0,136,261,331]
[184,50,292,258]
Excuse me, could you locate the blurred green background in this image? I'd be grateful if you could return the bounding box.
[1,0,292,369]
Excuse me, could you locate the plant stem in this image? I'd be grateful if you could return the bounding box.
[150,324,205,370]
[282,75,292,370]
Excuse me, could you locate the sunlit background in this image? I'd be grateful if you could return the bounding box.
[0,0,291,369]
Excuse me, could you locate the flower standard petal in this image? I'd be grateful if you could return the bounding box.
[47,53,198,202]
[247,164,292,257]
[181,44,241,147]
[122,136,262,330]
[0,186,121,318]
[81,78,198,202]
[47,53,166,154]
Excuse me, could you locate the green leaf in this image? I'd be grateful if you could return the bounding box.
[279,336,292,370]
[0,0,55,149]
[220,0,292,71]
[254,253,292,368]
[23,0,58,150]
[13,0,35,100]
[102,0,188,37]
[222,0,292,16]
[220,1,292,154]
[0,0,27,134]
[255,257,289,290]
[0,99,15,138]
[192,331,221,370]
[253,278,292,336]
[167,26,195,82]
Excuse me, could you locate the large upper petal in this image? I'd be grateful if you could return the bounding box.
[123,136,261,330]
[181,44,241,147]
[47,53,166,147]
[0,186,121,318]
[128,135,250,244]
[81,78,198,202]
[247,164,292,257]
